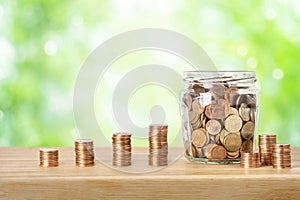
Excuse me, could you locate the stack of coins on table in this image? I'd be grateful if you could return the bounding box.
[259,134,277,166]
[240,152,259,168]
[74,139,95,167]
[148,124,168,166]
[39,148,59,167]
[112,133,132,167]
[272,144,291,169]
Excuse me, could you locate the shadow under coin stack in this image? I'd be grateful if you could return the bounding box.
[240,152,259,168]
[259,134,276,166]
[39,148,59,167]
[272,144,291,169]
[112,133,132,167]
[148,124,168,166]
[74,139,95,167]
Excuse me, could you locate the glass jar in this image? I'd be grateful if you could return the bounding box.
[180,71,259,164]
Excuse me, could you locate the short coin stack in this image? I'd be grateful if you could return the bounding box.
[259,134,276,166]
[272,144,291,169]
[74,139,95,167]
[240,152,259,168]
[39,148,59,167]
[148,124,168,166]
[112,133,132,167]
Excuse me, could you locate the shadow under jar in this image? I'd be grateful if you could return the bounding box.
[180,71,259,164]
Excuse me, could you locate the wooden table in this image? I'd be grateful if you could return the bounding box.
[0,147,300,199]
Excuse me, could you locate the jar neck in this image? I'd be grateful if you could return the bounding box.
[183,71,256,87]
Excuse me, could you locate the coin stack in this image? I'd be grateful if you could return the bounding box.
[112,133,132,167]
[240,152,259,168]
[74,139,95,167]
[181,81,257,160]
[39,148,59,167]
[148,124,168,166]
[272,144,291,169]
[259,134,276,166]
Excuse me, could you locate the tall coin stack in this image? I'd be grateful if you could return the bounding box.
[148,124,168,166]
[112,133,132,167]
[39,148,59,167]
[74,139,95,167]
[240,152,259,168]
[259,134,276,166]
[272,144,291,169]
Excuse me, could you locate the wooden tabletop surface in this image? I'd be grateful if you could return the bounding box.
[0,147,300,199]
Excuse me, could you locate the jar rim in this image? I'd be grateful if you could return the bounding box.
[183,70,256,84]
[184,70,256,75]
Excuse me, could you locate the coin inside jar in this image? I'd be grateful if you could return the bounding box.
[240,140,253,153]
[241,121,255,140]
[239,103,251,121]
[192,128,207,148]
[206,144,227,159]
[224,115,243,133]
[206,119,222,135]
[223,133,242,152]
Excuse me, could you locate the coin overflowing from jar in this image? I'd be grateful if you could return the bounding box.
[272,144,291,169]
[259,134,276,166]
[112,133,132,167]
[39,148,59,167]
[181,79,257,163]
[148,124,168,166]
[74,139,95,167]
[240,151,259,168]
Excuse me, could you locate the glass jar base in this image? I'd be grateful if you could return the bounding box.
[185,155,240,165]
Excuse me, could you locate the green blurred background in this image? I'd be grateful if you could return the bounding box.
[0,0,300,147]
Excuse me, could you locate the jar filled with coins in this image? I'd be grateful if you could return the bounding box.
[180,71,259,164]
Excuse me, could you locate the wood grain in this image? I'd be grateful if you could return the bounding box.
[0,147,300,199]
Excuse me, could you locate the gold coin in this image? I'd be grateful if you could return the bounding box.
[206,119,222,135]
[206,144,227,159]
[205,104,213,119]
[191,118,202,130]
[241,121,255,140]
[240,140,253,153]
[188,110,200,124]
[192,128,207,148]
[203,143,214,157]
[215,134,221,145]
[224,115,243,133]
[230,107,239,116]
[219,129,230,145]
[192,99,205,114]
[223,132,242,152]
[227,150,240,159]
[239,103,250,121]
